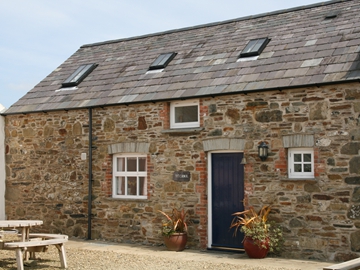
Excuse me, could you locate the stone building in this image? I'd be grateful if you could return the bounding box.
[2,0,360,261]
[0,103,5,219]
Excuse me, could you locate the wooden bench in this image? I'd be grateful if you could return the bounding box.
[4,233,68,270]
[323,258,360,270]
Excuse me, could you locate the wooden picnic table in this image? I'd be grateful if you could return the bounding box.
[0,220,68,270]
[0,220,43,242]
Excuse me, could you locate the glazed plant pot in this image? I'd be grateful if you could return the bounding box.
[243,236,269,258]
[163,233,188,251]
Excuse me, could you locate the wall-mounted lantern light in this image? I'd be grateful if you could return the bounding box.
[258,141,268,161]
[240,157,247,164]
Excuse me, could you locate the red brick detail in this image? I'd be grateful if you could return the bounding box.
[147,155,153,199]
[275,148,288,175]
[159,102,170,129]
[199,99,205,127]
[103,154,113,197]
[195,151,208,249]
[313,148,325,177]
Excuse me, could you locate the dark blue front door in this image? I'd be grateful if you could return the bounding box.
[211,152,245,249]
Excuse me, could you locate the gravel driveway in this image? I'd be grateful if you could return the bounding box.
[0,240,331,270]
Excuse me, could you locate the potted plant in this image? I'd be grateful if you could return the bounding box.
[158,208,189,251]
[230,205,283,258]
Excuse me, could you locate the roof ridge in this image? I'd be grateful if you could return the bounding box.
[81,0,344,48]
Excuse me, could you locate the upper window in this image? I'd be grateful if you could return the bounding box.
[239,38,270,58]
[170,99,199,129]
[62,63,97,87]
[288,148,314,179]
[149,52,177,70]
[112,154,147,199]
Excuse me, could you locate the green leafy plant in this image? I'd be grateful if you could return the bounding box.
[158,208,189,237]
[230,205,283,253]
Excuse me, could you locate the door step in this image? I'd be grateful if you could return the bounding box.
[209,246,245,252]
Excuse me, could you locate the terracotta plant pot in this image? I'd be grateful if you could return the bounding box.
[163,233,187,251]
[243,236,269,258]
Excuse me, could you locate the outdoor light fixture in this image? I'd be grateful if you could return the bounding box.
[240,157,247,164]
[258,141,269,161]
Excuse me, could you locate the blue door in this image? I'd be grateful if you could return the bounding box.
[211,152,245,250]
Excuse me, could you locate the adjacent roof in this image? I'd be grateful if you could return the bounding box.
[5,0,360,115]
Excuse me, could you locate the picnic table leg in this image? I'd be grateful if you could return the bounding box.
[15,248,24,270]
[55,244,68,269]
[21,227,30,261]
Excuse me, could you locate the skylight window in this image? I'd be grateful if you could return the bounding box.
[149,52,177,70]
[324,10,340,19]
[62,63,97,87]
[239,38,270,58]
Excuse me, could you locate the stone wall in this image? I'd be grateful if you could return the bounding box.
[0,103,5,219]
[4,83,360,261]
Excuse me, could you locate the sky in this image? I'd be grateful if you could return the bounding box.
[1,0,323,109]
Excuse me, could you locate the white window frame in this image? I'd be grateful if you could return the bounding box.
[288,148,314,179]
[112,153,147,199]
[170,99,199,129]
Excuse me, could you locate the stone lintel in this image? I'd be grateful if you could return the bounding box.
[203,138,245,151]
[108,142,150,154]
[283,134,315,148]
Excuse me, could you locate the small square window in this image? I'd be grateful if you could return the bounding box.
[112,154,147,199]
[149,52,177,70]
[239,38,270,58]
[62,63,97,87]
[170,100,199,129]
[288,148,314,179]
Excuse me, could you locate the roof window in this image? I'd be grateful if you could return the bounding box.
[239,38,270,58]
[149,52,177,70]
[62,63,97,87]
[324,10,340,19]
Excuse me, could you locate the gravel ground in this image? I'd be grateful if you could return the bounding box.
[0,245,299,270]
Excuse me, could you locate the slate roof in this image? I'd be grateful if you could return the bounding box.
[4,0,360,115]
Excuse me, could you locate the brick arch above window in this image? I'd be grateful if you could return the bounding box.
[108,142,150,154]
[202,138,245,152]
[282,134,314,148]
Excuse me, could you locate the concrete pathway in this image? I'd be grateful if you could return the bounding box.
[65,239,332,270]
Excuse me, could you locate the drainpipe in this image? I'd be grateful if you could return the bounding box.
[87,108,93,240]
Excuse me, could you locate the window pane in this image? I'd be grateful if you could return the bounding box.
[72,65,90,82]
[174,105,198,123]
[116,176,125,195]
[139,157,146,171]
[150,52,176,70]
[294,154,302,162]
[304,164,312,172]
[252,38,266,52]
[64,65,84,83]
[116,157,125,172]
[152,54,167,67]
[304,153,312,162]
[127,157,137,171]
[294,164,302,172]
[243,40,257,53]
[127,177,137,195]
[139,177,146,196]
